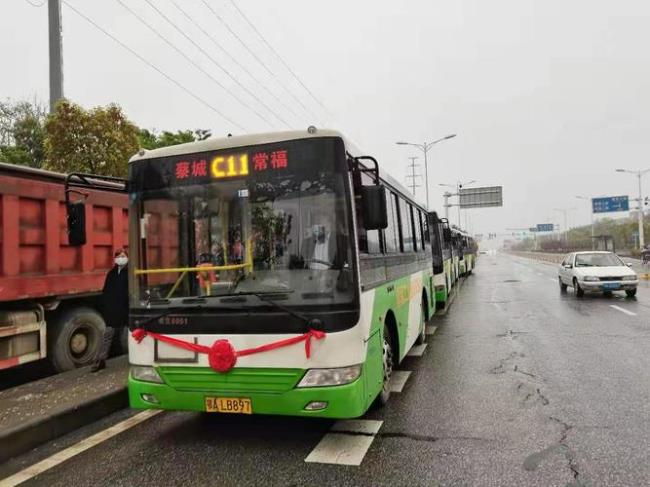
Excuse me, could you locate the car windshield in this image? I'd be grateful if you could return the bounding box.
[129,137,355,309]
[574,253,624,267]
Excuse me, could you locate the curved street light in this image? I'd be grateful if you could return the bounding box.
[396,134,457,207]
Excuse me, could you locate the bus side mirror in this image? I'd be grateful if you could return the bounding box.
[66,200,87,246]
[361,184,388,230]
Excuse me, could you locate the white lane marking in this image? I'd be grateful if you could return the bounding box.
[609,305,636,316]
[305,433,376,466]
[425,325,437,335]
[388,371,411,392]
[330,419,383,435]
[0,410,162,487]
[407,344,427,357]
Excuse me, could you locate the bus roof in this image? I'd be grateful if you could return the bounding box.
[129,128,348,163]
[129,128,427,211]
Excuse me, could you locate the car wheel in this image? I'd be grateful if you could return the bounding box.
[573,278,584,298]
[558,277,567,292]
[626,288,637,298]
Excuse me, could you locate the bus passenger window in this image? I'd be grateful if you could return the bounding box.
[399,198,413,252]
[410,206,421,251]
[384,192,399,253]
[419,211,428,250]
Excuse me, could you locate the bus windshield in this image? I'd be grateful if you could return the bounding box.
[129,137,355,310]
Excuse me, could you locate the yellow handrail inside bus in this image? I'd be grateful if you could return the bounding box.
[165,271,187,299]
[135,262,252,275]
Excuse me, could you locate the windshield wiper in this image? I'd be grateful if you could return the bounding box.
[215,290,321,329]
[252,292,323,330]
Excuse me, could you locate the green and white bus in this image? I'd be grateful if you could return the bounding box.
[451,228,462,285]
[122,129,434,419]
[460,233,477,276]
[429,211,453,308]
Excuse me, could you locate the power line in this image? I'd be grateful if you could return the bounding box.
[200,0,319,122]
[115,0,270,128]
[62,1,246,131]
[227,0,332,118]
[141,0,290,129]
[167,0,303,125]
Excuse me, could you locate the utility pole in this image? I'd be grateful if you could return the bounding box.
[554,208,576,244]
[443,192,451,220]
[406,158,420,195]
[49,0,64,112]
[405,157,421,197]
[575,195,595,249]
[616,168,650,249]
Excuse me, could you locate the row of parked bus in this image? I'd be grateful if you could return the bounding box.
[429,213,478,310]
[4,128,478,419]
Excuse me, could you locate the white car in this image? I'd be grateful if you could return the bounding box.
[558,251,638,297]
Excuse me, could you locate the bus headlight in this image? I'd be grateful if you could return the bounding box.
[297,365,362,388]
[131,365,164,384]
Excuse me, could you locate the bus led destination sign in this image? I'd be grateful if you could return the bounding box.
[174,149,289,182]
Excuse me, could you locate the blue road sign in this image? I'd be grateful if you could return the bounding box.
[536,223,554,232]
[592,196,629,213]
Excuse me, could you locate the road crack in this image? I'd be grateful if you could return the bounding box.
[375,431,493,444]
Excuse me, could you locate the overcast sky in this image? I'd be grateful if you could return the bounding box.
[4,0,650,239]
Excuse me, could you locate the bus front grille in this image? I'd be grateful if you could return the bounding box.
[157,366,304,394]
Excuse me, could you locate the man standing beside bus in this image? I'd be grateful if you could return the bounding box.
[91,248,129,372]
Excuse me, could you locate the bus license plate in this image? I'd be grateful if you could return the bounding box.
[205,397,252,414]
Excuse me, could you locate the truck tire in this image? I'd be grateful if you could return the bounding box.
[48,307,106,372]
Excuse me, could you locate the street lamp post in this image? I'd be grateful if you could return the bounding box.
[575,195,594,249]
[615,168,650,249]
[396,134,457,208]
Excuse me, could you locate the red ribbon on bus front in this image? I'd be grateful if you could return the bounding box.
[131,328,326,373]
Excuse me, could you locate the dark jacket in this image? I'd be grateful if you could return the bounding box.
[102,265,129,328]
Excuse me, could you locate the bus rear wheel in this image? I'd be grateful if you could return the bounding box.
[416,298,427,345]
[377,324,394,406]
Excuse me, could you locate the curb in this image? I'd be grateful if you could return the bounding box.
[0,386,128,464]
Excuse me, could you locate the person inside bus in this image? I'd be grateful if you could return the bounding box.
[300,211,344,270]
[91,248,129,372]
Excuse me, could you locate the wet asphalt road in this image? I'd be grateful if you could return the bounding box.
[2,253,649,487]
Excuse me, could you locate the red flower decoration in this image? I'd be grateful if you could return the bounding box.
[208,339,238,372]
[132,328,147,343]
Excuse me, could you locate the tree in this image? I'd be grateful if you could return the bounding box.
[138,128,212,150]
[44,100,139,177]
[0,99,47,168]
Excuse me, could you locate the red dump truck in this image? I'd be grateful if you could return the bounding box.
[0,162,128,371]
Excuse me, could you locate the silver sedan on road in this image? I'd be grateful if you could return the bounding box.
[558,251,638,297]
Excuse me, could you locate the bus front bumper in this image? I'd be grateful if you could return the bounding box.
[128,367,370,419]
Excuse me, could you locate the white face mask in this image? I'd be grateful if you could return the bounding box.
[115,256,128,267]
